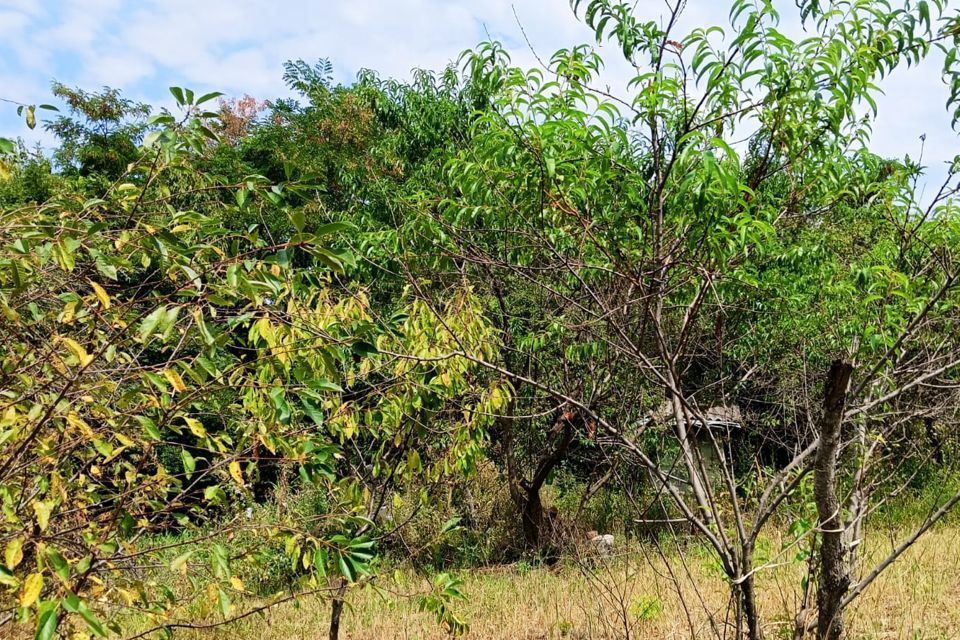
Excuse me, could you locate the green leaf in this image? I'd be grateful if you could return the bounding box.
[291,210,306,233]
[0,565,18,587]
[212,544,230,579]
[142,131,162,148]
[301,398,325,425]
[309,379,344,394]
[138,306,167,343]
[313,547,328,577]
[269,387,291,425]
[78,605,107,637]
[313,221,354,236]
[196,91,225,105]
[204,485,226,504]
[147,114,176,125]
[352,341,378,357]
[45,548,70,582]
[74,556,91,575]
[338,555,356,582]
[440,516,462,535]
[181,449,196,479]
[35,602,59,640]
[136,416,162,440]
[194,311,216,346]
[217,588,232,617]
[197,124,219,142]
[169,87,186,105]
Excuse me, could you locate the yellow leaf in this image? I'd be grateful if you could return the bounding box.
[89,281,110,309]
[228,461,244,486]
[62,337,94,367]
[32,501,52,531]
[489,386,504,411]
[169,551,193,576]
[258,433,277,455]
[164,369,186,393]
[61,300,76,324]
[4,537,24,569]
[20,572,42,608]
[255,317,275,346]
[184,417,206,438]
[229,576,245,592]
[103,445,127,464]
[116,587,135,606]
[66,412,94,438]
[115,432,135,448]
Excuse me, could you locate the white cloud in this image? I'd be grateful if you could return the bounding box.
[0,0,955,184]
[0,10,30,39]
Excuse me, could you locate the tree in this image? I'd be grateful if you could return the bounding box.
[0,87,504,640]
[45,82,151,183]
[388,0,960,636]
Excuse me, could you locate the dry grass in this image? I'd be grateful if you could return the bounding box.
[116,526,960,640]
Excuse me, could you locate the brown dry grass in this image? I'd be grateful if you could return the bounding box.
[123,526,960,640]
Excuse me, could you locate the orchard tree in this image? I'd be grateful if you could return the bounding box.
[394,0,960,637]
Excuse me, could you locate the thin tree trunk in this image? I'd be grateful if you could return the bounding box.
[499,409,572,551]
[813,360,853,640]
[497,410,538,548]
[669,392,714,527]
[738,548,762,640]
[501,410,577,551]
[845,419,867,569]
[328,580,347,640]
[499,412,525,512]
[521,414,575,550]
[521,484,546,549]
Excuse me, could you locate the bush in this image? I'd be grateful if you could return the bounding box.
[386,457,523,568]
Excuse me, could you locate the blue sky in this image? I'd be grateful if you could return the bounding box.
[1,0,956,193]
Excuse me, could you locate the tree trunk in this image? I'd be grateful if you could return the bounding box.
[501,411,576,551]
[525,415,575,551]
[845,418,868,570]
[742,581,761,640]
[738,546,762,640]
[813,360,853,640]
[669,392,714,526]
[328,580,347,640]
[521,484,547,549]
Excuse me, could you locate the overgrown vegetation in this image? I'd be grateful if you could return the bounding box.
[3,1,960,639]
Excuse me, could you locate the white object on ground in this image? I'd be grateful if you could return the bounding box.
[587,531,615,557]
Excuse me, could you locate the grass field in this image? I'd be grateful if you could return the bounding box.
[102,526,960,640]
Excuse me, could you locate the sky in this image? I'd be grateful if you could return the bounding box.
[0,0,956,192]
